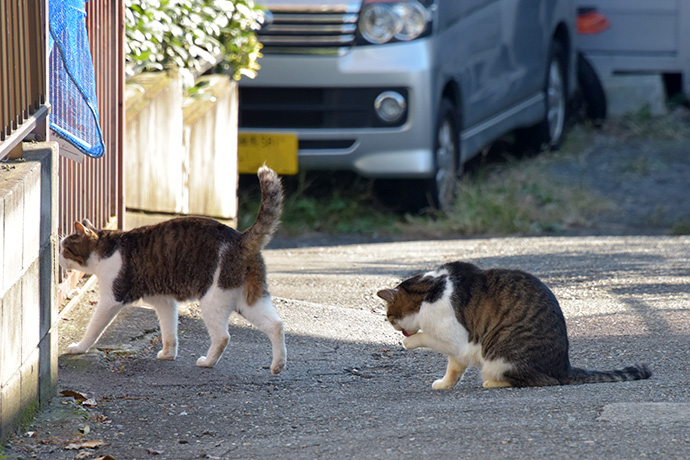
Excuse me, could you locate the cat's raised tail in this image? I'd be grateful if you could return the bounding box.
[565,363,652,385]
[241,166,284,254]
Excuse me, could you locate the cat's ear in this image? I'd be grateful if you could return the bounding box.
[81,218,98,232]
[377,289,398,303]
[74,221,92,237]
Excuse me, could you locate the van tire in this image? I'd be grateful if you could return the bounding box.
[516,41,567,152]
[374,99,460,213]
[425,98,460,212]
[576,51,607,125]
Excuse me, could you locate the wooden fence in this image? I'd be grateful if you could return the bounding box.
[58,0,124,235]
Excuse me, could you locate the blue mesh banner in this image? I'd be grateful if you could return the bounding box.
[49,0,105,158]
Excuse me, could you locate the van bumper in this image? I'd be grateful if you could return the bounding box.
[238,40,437,178]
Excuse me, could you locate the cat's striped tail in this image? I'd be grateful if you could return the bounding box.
[241,166,284,254]
[565,363,652,385]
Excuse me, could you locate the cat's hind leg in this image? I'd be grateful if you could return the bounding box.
[66,298,125,355]
[145,296,179,360]
[239,295,286,374]
[480,358,514,388]
[432,357,466,390]
[196,289,236,368]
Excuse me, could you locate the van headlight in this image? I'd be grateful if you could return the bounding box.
[359,1,432,45]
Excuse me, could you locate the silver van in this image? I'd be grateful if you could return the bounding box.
[238,0,577,210]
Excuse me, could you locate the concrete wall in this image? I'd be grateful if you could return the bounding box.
[184,75,239,221]
[125,71,238,229]
[125,71,186,215]
[0,142,59,443]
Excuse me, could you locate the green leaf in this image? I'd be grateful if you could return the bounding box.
[125,0,263,78]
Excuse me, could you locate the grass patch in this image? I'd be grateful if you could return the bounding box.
[403,146,610,237]
[606,107,690,141]
[238,171,401,236]
[239,133,610,239]
[671,221,690,235]
[620,155,663,175]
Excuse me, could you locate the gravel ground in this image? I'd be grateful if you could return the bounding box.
[548,111,690,236]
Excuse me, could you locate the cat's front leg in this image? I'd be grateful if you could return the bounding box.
[432,357,466,390]
[402,332,428,350]
[65,300,125,355]
[65,342,90,354]
[196,336,229,368]
[196,328,229,368]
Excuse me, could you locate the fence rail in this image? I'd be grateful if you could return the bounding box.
[0,0,49,158]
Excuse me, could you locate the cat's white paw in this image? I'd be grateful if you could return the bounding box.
[402,335,421,350]
[157,349,177,361]
[196,356,216,368]
[270,359,286,374]
[65,343,88,355]
[482,379,512,389]
[432,379,456,390]
[156,341,177,360]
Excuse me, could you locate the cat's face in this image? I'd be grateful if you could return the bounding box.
[60,220,99,273]
[377,274,429,337]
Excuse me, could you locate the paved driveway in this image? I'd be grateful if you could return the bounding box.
[7,236,690,459]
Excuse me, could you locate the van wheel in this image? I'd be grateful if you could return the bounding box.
[425,98,459,212]
[516,41,567,151]
[374,99,459,213]
[576,51,607,125]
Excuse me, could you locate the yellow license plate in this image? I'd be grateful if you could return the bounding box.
[238,132,298,175]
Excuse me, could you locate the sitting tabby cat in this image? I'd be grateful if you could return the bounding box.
[377,262,651,389]
[60,166,286,373]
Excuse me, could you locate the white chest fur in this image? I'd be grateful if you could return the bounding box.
[416,280,482,365]
[401,274,513,386]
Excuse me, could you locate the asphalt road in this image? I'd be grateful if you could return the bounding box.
[5,235,690,459]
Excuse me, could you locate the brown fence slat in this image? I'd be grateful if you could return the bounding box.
[0,0,48,149]
[57,0,123,236]
[17,0,27,121]
[1,1,8,138]
[26,1,40,113]
[1,0,122,289]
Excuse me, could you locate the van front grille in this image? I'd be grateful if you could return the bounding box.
[239,87,408,129]
[258,3,361,55]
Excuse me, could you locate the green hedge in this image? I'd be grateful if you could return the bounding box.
[124,0,264,80]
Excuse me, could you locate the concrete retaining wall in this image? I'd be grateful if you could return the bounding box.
[184,75,239,221]
[125,71,186,215]
[0,142,59,443]
[125,71,238,229]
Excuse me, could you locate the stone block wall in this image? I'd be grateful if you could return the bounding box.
[125,71,186,215]
[0,142,59,443]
